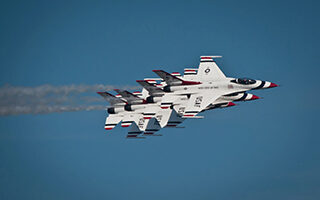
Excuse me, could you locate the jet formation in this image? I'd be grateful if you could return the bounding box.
[97,56,278,138]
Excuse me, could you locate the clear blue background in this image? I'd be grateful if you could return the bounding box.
[0,0,319,199]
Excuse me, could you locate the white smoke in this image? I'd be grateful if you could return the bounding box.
[0,84,140,116]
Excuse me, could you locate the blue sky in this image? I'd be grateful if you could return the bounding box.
[0,0,319,199]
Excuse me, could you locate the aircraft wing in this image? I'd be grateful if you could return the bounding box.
[97,91,126,106]
[114,89,144,104]
[136,80,165,96]
[183,91,224,117]
[153,70,201,86]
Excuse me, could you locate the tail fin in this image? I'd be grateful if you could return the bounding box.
[104,115,122,130]
[155,108,174,128]
[166,109,184,127]
[144,118,161,135]
[183,68,198,81]
[196,56,226,81]
[127,122,144,138]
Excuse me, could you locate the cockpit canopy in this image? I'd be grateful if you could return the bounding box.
[231,78,256,85]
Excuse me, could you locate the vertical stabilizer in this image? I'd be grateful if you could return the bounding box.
[196,56,226,81]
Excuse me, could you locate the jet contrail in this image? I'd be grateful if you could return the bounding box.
[0,84,139,97]
[0,84,140,116]
[0,105,107,116]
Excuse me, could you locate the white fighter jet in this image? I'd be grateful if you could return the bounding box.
[97,56,278,138]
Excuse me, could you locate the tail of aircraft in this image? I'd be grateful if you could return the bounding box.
[127,122,144,138]
[183,68,198,80]
[196,56,226,81]
[166,109,184,127]
[136,80,165,97]
[104,115,122,130]
[143,118,162,136]
[155,108,174,128]
[114,89,145,104]
[97,91,126,106]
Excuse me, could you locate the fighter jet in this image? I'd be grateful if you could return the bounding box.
[97,56,278,138]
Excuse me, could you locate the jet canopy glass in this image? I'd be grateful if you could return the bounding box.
[232,78,256,85]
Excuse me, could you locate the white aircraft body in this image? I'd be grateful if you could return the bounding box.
[98,56,278,138]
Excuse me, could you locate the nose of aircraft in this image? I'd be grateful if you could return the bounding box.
[244,94,260,101]
[227,102,236,107]
[251,94,260,100]
[268,82,278,88]
[263,81,278,89]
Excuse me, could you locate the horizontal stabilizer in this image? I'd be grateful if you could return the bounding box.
[132,91,143,97]
[97,92,126,106]
[114,89,145,104]
[136,80,165,96]
[153,70,201,86]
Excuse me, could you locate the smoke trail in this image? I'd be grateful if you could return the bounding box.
[0,105,106,116]
[0,84,140,116]
[0,84,139,97]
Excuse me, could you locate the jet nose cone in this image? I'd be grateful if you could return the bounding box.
[268,82,278,88]
[227,102,236,107]
[251,95,260,100]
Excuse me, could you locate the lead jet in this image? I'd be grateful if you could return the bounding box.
[152,56,277,119]
[97,56,278,138]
